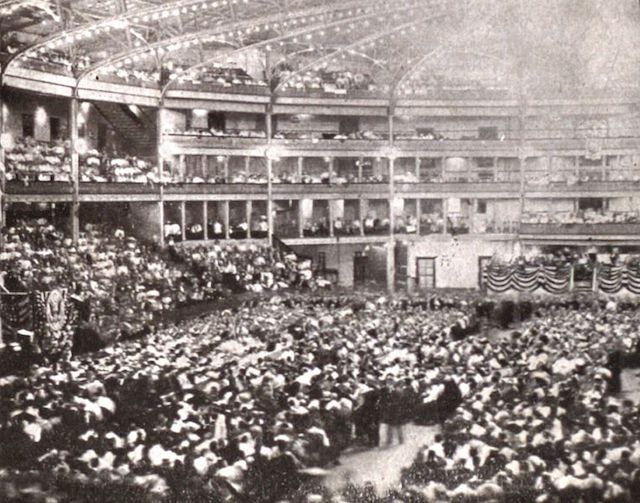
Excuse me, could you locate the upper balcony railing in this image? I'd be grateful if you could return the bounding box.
[521,222,640,236]
[520,211,640,237]
[164,129,640,156]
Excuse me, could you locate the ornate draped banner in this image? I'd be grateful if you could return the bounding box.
[484,264,571,293]
[484,263,640,295]
[33,289,76,360]
[597,264,640,294]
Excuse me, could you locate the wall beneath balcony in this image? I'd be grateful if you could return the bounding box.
[292,242,387,288]
[406,235,517,290]
[78,201,160,243]
[129,202,161,243]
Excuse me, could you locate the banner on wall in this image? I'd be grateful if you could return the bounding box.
[33,289,76,360]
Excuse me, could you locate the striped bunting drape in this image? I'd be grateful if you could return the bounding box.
[1,292,32,341]
[484,263,640,295]
[483,264,571,293]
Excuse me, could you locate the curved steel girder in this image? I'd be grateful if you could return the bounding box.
[7,0,242,63]
[272,9,449,95]
[158,0,422,98]
[3,0,213,76]
[76,0,376,85]
[391,45,445,93]
[391,0,504,96]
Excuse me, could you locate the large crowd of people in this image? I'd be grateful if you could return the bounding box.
[0,220,314,343]
[398,299,640,502]
[5,138,158,185]
[0,294,476,502]
[2,291,640,502]
[9,134,640,188]
[277,69,378,95]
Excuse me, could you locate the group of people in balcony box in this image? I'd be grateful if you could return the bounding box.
[164,217,269,242]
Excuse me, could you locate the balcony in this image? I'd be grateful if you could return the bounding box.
[163,183,267,199]
[165,133,640,157]
[7,178,640,202]
[520,222,640,242]
[521,222,640,234]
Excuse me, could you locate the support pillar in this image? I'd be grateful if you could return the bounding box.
[386,238,395,294]
[246,200,252,239]
[69,97,80,243]
[297,157,303,182]
[328,199,335,237]
[202,155,208,180]
[0,82,6,342]
[224,201,230,239]
[157,105,165,245]
[180,201,186,241]
[0,80,6,246]
[158,199,164,246]
[202,201,208,240]
[298,201,304,238]
[0,81,3,341]
[266,106,273,245]
[387,108,396,294]
[387,156,396,294]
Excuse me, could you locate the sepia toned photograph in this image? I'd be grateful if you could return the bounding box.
[2,0,640,501]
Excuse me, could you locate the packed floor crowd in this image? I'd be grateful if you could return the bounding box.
[0,294,476,502]
[2,292,640,502]
[398,299,640,502]
[0,220,312,341]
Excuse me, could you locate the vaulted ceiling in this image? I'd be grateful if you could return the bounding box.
[1,0,639,97]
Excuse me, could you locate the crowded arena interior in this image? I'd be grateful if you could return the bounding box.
[3,0,640,501]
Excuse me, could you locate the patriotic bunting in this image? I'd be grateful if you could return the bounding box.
[483,264,571,294]
[484,263,640,295]
[597,264,640,294]
[1,293,33,340]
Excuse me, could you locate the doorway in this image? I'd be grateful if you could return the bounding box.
[354,252,369,286]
